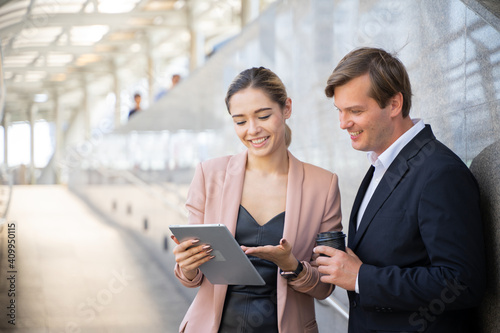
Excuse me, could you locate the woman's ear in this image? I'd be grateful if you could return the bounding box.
[283,97,292,119]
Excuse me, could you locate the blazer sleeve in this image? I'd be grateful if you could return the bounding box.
[358,164,486,311]
[288,172,342,299]
[174,162,206,287]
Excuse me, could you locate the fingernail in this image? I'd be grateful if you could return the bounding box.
[202,245,211,250]
[206,248,213,254]
[191,239,200,244]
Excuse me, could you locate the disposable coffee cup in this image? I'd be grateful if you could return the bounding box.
[316,231,346,256]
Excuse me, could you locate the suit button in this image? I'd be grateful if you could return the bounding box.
[350,300,357,308]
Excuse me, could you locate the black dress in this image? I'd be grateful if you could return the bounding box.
[218,205,285,333]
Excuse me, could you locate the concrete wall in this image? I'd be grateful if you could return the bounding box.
[470,140,500,333]
[106,0,500,223]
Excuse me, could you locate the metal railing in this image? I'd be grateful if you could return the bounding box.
[0,44,11,226]
[320,295,349,320]
[0,42,5,125]
[0,164,13,227]
[94,166,188,220]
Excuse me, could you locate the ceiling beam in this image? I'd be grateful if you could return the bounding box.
[0,0,249,125]
[0,11,189,37]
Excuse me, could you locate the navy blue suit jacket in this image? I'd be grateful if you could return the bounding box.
[347,125,486,333]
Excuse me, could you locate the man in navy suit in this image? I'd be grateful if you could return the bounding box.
[314,47,486,332]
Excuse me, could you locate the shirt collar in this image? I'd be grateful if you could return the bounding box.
[367,118,425,169]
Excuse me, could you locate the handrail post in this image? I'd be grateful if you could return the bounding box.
[0,42,13,225]
[0,42,5,125]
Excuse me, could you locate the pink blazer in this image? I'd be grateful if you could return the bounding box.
[175,150,342,333]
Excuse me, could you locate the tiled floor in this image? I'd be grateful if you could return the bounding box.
[0,185,193,333]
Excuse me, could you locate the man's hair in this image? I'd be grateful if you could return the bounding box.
[325,47,412,117]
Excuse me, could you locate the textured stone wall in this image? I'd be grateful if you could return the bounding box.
[470,140,500,333]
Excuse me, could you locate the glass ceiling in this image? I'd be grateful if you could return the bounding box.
[0,0,275,124]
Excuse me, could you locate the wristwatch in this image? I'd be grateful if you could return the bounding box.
[280,260,303,280]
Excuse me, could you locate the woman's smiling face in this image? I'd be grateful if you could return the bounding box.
[228,87,291,158]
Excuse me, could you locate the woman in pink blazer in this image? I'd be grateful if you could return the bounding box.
[172,67,342,333]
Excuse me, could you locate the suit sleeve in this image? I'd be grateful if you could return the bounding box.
[289,173,342,299]
[174,162,206,287]
[358,164,486,311]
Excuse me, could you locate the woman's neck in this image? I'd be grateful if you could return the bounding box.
[246,149,289,176]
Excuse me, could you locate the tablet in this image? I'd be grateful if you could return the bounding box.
[169,224,266,286]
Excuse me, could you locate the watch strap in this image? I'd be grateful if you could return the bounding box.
[280,260,303,280]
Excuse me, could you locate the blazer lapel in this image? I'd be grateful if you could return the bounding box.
[282,151,304,247]
[218,150,247,235]
[350,125,436,250]
[213,150,247,324]
[348,165,374,247]
[351,162,409,249]
[277,151,304,328]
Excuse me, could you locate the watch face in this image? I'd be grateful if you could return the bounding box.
[280,271,297,280]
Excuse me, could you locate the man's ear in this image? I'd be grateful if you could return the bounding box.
[389,92,403,118]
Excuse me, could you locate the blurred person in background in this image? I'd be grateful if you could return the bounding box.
[155,74,181,101]
[128,93,142,119]
[172,67,343,333]
[171,73,181,87]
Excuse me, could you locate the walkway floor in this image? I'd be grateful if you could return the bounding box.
[0,185,193,333]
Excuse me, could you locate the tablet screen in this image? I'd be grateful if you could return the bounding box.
[169,224,266,286]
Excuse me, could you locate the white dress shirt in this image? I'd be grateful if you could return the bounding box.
[354,118,425,293]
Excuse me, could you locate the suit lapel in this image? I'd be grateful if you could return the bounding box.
[350,125,435,250]
[348,166,374,247]
[350,161,409,249]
